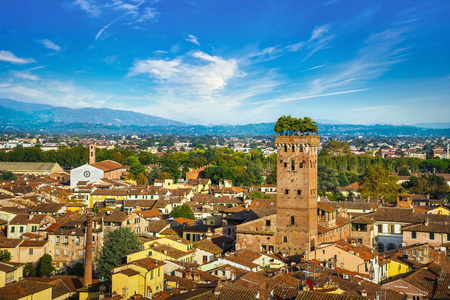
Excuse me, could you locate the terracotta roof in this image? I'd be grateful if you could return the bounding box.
[295,291,366,299]
[0,237,23,248]
[137,210,161,218]
[123,200,157,208]
[0,279,53,300]
[19,240,48,247]
[224,255,259,270]
[9,214,47,225]
[173,217,196,226]
[120,257,165,271]
[152,243,191,259]
[147,220,170,233]
[31,203,65,213]
[117,269,140,277]
[196,239,223,254]
[402,222,450,234]
[317,202,337,213]
[90,160,122,171]
[102,211,129,223]
[0,261,22,273]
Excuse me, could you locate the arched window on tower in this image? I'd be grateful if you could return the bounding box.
[291,160,295,171]
[291,216,295,225]
[284,145,288,152]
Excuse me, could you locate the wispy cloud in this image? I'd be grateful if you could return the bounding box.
[186,34,200,46]
[257,89,369,105]
[74,0,101,16]
[302,64,325,72]
[286,24,334,61]
[0,51,36,65]
[95,16,123,40]
[11,70,40,81]
[39,39,61,52]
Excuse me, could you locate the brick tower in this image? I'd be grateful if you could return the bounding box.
[84,213,93,287]
[275,135,320,256]
[89,144,95,165]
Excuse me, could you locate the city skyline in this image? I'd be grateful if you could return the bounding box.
[0,0,449,126]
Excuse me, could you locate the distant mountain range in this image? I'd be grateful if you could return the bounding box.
[0,98,186,127]
[0,99,449,136]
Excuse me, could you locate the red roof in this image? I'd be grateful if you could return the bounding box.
[90,160,122,172]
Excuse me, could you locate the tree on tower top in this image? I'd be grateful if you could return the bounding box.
[274,115,319,136]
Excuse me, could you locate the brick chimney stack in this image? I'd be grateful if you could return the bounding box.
[89,144,96,165]
[84,213,94,287]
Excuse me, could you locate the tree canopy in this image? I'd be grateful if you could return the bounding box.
[96,227,141,279]
[172,203,196,220]
[274,115,319,136]
[361,165,399,202]
[36,254,54,277]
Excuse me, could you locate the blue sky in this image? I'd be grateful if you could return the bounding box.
[0,0,449,125]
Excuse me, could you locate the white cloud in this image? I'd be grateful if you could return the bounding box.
[128,51,240,94]
[0,51,36,65]
[74,0,101,16]
[186,34,200,46]
[0,79,108,109]
[95,17,122,40]
[11,71,40,81]
[136,7,157,22]
[302,64,325,72]
[286,24,334,61]
[311,25,330,40]
[39,39,61,52]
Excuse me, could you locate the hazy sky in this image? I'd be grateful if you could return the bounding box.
[0,0,449,125]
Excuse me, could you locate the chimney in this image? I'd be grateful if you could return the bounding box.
[84,213,94,287]
[89,144,96,165]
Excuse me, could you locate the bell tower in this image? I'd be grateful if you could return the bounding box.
[89,144,95,165]
[275,135,320,256]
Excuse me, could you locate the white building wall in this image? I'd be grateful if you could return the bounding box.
[70,164,104,188]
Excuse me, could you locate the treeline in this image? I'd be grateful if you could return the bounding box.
[0,146,276,187]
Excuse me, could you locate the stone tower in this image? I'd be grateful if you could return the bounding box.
[89,144,95,165]
[275,135,320,256]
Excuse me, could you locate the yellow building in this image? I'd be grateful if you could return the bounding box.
[89,190,128,208]
[111,257,165,297]
[387,257,411,279]
[127,242,195,264]
[426,205,450,215]
[0,279,53,300]
[0,261,24,287]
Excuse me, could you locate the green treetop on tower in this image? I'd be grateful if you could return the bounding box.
[274,115,319,136]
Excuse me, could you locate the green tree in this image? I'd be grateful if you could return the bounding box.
[0,171,17,181]
[318,164,339,193]
[274,115,290,135]
[96,227,141,280]
[172,203,196,220]
[0,250,11,261]
[24,262,36,277]
[266,167,277,184]
[130,163,145,177]
[361,165,399,202]
[36,254,54,277]
[126,156,140,166]
[337,172,350,187]
[398,166,410,176]
[67,262,84,276]
[248,191,272,200]
[136,172,149,185]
